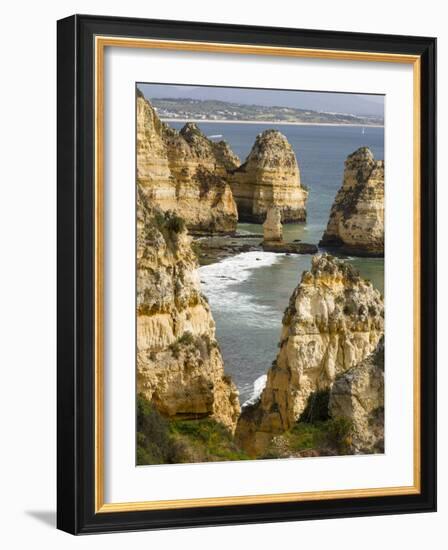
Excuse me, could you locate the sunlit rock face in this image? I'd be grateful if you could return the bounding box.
[320,147,384,256]
[137,92,239,234]
[136,188,240,432]
[263,207,283,243]
[235,254,384,455]
[230,129,308,223]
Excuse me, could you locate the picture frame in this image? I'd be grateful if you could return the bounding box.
[57,14,436,534]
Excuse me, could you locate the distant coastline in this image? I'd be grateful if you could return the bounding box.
[161,118,384,128]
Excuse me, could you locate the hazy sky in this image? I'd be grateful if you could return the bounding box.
[138,83,384,117]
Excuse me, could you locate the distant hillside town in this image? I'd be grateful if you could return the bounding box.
[147,96,384,126]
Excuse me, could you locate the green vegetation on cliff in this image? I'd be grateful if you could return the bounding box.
[261,417,354,459]
[137,394,250,465]
[137,393,354,465]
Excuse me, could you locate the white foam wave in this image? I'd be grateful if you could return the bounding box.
[242,374,268,408]
[199,251,283,287]
[198,252,284,323]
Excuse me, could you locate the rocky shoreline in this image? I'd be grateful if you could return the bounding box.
[193,232,318,266]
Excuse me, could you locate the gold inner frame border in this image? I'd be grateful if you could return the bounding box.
[94,36,421,513]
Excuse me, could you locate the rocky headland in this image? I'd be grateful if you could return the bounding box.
[235,254,384,456]
[137,91,239,234]
[230,129,308,223]
[319,147,384,256]
[136,188,240,432]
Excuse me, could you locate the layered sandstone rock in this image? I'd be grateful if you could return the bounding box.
[235,254,384,455]
[263,207,283,242]
[329,336,384,454]
[137,92,239,233]
[320,147,384,256]
[136,188,240,431]
[230,130,308,223]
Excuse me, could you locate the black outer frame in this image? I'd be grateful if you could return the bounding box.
[57,14,436,535]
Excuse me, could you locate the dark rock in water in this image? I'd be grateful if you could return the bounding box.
[262,242,318,254]
[231,233,263,239]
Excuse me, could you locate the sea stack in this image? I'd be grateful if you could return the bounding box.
[235,254,384,455]
[137,91,239,234]
[230,129,308,223]
[263,207,283,243]
[136,188,240,432]
[319,147,384,256]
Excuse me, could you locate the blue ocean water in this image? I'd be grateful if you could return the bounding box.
[171,121,385,403]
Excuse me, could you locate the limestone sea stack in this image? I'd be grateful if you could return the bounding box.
[263,207,283,243]
[136,188,240,432]
[137,91,239,234]
[329,336,384,454]
[235,254,384,455]
[230,129,308,223]
[319,147,384,256]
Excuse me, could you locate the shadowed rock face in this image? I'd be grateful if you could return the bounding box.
[137,95,239,234]
[235,254,384,455]
[320,147,384,256]
[230,129,308,223]
[329,337,384,454]
[136,188,240,432]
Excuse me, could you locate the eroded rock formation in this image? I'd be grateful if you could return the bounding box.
[235,254,384,455]
[263,207,283,242]
[137,92,239,233]
[230,129,308,223]
[329,336,384,454]
[319,147,384,256]
[136,188,240,432]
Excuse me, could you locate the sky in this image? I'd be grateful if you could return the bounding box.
[138,83,384,117]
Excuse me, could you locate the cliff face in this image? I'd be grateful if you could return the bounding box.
[235,254,384,455]
[137,94,239,233]
[329,336,384,454]
[136,188,240,432]
[319,147,384,256]
[230,130,308,223]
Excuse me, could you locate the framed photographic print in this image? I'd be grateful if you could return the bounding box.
[57,14,436,534]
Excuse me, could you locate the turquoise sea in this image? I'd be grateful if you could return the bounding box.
[172,122,385,403]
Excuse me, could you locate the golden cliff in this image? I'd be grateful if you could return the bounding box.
[137,91,239,234]
[136,188,240,432]
[320,147,384,256]
[235,254,384,455]
[230,129,308,223]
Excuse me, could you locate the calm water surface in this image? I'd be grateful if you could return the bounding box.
[171,122,385,403]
